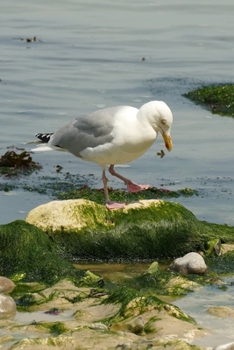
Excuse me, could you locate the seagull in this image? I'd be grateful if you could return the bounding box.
[35,101,173,209]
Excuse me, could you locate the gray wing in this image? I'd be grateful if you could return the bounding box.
[49,107,124,157]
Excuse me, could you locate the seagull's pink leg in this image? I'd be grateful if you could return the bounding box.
[108,165,150,193]
[102,169,125,210]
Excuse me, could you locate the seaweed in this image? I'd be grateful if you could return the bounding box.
[183,84,234,117]
[0,149,41,177]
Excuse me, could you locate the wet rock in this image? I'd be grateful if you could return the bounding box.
[168,252,208,275]
[127,316,144,334]
[89,322,108,331]
[0,294,16,319]
[0,276,15,293]
[213,342,234,350]
[25,198,234,261]
[0,220,84,284]
[207,306,234,318]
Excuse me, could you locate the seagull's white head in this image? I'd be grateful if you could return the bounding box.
[139,101,173,151]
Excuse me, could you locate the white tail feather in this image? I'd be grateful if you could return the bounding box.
[31,145,53,152]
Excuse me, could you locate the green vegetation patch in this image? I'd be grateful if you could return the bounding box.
[207,250,234,274]
[102,286,195,324]
[0,220,84,284]
[183,84,234,117]
[57,185,197,203]
[46,201,234,261]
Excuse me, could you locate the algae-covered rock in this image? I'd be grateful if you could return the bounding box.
[0,220,84,284]
[183,84,234,117]
[25,199,234,261]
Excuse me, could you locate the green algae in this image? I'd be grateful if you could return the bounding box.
[183,84,234,117]
[0,220,84,284]
[102,286,195,325]
[57,185,198,204]
[46,200,234,261]
[39,321,68,335]
[206,250,234,274]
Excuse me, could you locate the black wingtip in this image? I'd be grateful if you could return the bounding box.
[35,133,54,143]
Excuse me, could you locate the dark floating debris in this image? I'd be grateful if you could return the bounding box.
[156,149,165,158]
[13,36,43,43]
[0,148,41,176]
[26,36,37,43]
[56,165,63,173]
[44,308,61,315]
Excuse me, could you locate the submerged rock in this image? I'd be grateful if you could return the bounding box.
[207,306,234,318]
[168,252,208,275]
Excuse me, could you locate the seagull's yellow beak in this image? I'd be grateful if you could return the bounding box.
[162,133,173,152]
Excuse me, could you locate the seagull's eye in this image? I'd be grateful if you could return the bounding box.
[161,118,167,125]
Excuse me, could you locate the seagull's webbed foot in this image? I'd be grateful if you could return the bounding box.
[106,201,126,210]
[108,164,150,193]
[125,180,150,193]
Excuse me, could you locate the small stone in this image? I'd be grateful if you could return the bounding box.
[168,252,208,275]
[89,323,108,331]
[127,316,144,334]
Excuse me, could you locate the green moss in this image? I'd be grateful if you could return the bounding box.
[207,251,234,274]
[102,286,164,318]
[37,321,68,335]
[0,220,84,284]
[57,186,198,203]
[165,339,202,349]
[183,84,234,117]
[47,201,234,261]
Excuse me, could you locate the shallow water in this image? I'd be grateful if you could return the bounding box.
[1,0,234,348]
[174,277,234,348]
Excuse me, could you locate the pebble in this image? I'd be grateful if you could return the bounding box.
[0,276,16,293]
[0,294,16,319]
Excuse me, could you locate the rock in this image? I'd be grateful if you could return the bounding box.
[24,198,234,261]
[0,220,84,284]
[0,294,16,319]
[0,276,15,293]
[168,252,208,275]
[207,306,234,318]
[213,342,234,350]
[127,316,144,334]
